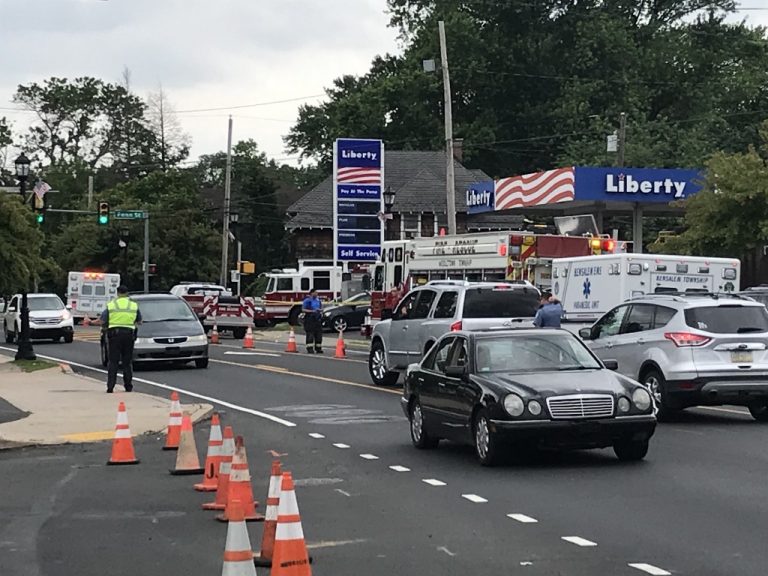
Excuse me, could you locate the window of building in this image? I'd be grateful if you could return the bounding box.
[401,213,421,239]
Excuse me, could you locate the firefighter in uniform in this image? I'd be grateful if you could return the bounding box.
[99,286,142,393]
[301,288,323,354]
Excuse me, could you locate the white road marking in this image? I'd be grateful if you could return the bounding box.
[520,561,533,566]
[422,479,446,486]
[389,465,410,472]
[561,536,597,547]
[306,538,367,549]
[628,563,672,575]
[507,513,538,523]
[697,406,750,416]
[437,546,456,557]
[223,351,281,357]
[334,488,351,497]
[461,494,488,503]
[0,348,297,427]
[308,433,325,439]
[333,443,350,449]
[359,454,379,460]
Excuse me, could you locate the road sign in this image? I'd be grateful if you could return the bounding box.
[114,210,146,220]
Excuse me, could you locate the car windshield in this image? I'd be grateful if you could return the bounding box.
[28,296,65,311]
[684,305,768,334]
[462,287,540,318]
[139,299,197,322]
[475,333,602,373]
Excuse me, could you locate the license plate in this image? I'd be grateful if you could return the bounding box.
[731,351,753,363]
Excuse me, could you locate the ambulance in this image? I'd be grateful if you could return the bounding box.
[552,253,741,322]
[66,271,121,323]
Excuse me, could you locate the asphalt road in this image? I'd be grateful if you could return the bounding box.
[1,329,767,575]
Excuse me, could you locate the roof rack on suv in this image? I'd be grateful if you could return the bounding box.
[627,292,751,302]
[425,280,469,286]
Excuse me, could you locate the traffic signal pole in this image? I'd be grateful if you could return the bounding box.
[144,214,150,293]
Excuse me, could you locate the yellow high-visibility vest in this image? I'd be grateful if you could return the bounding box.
[107,297,139,329]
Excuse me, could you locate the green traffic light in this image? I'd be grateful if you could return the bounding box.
[98,215,109,225]
[36,214,44,224]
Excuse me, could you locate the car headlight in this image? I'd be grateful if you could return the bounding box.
[60,311,71,321]
[632,388,652,411]
[527,400,542,416]
[135,337,153,345]
[503,393,525,417]
[189,334,208,343]
[618,397,631,413]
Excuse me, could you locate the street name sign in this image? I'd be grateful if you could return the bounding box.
[114,210,146,220]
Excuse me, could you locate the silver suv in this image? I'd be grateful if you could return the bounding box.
[579,293,768,421]
[368,281,540,386]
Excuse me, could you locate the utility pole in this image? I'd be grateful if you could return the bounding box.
[87,175,93,209]
[220,116,233,287]
[617,112,627,168]
[438,21,457,235]
[143,214,150,293]
[236,239,242,297]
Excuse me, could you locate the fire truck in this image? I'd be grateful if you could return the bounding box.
[367,231,617,327]
[170,282,265,338]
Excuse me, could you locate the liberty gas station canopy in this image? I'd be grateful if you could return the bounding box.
[466,166,706,252]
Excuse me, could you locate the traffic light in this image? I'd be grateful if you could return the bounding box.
[33,194,45,224]
[35,211,44,224]
[98,201,110,225]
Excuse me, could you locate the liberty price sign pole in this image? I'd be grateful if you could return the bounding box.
[333,139,385,271]
[114,210,151,293]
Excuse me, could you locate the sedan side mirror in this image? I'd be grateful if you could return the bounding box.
[603,359,619,371]
[578,327,592,340]
[445,365,468,379]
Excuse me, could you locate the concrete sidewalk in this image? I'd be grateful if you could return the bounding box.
[0,355,212,449]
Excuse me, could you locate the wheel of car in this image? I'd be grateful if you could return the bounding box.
[368,340,399,386]
[232,328,247,340]
[332,316,348,333]
[64,333,74,344]
[4,323,14,344]
[409,398,439,449]
[473,409,500,467]
[100,340,108,367]
[613,438,650,461]
[747,400,768,422]
[195,358,209,369]
[642,369,677,420]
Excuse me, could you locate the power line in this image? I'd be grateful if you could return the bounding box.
[175,94,325,114]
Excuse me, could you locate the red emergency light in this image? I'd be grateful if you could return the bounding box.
[602,239,615,253]
[498,244,507,256]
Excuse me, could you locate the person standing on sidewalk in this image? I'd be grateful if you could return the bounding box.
[301,288,323,354]
[99,286,142,393]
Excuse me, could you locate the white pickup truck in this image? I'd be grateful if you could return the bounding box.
[2,293,75,344]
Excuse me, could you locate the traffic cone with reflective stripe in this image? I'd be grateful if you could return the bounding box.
[107,402,139,465]
[285,328,298,353]
[334,329,346,358]
[217,436,263,523]
[253,460,282,567]
[163,391,183,450]
[270,472,311,576]
[204,425,235,510]
[194,412,223,491]
[221,499,259,576]
[169,413,204,475]
[211,318,220,344]
[243,327,254,349]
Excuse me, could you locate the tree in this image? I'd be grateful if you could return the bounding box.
[0,117,13,184]
[145,86,190,171]
[0,194,53,295]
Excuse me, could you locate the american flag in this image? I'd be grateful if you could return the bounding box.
[33,180,51,200]
[495,167,575,210]
[337,167,382,185]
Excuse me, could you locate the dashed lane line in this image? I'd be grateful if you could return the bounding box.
[507,513,538,523]
[561,536,598,547]
[697,405,750,416]
[360,454,379,460]
[422,479,446,486]
[0,348,297,428]
[628,563,672,575]
[333,443,351,449]
[461,494,488,503]
[389,465,411,472]
[308,433,325,439]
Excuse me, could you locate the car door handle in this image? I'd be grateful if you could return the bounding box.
[606,342,614,348]
[438,381,446,387]
[636,338,645,344]
[402,325,408,330]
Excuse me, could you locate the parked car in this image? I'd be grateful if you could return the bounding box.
[3,293,74,343]
[369,281,540,386]
[101,294,208,369]
[579,293,768,421]
[322,292,371,333]
[402,328,656,466]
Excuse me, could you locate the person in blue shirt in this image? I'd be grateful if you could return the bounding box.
[533,292,563,328]
[302,288,323,353]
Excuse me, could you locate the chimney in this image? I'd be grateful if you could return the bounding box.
[453,138,464,162]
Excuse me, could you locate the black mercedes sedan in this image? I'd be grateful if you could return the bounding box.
[401,328,656,466]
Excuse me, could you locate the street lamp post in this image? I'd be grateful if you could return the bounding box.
[383,186,396,241]
[14,153,36,361]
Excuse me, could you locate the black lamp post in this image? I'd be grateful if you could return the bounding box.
[383,186,396,241]
[14,153,36,361]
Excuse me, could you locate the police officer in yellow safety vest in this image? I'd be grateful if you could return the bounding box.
[99,286,142,393]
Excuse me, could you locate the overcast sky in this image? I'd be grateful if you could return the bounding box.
[1,0,766,169]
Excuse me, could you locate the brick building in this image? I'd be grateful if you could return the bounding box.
[285,150,524,260]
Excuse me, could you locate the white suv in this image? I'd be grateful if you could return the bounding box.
[369,281,540,386]
[3,293,75,344]
[580,293,768,420]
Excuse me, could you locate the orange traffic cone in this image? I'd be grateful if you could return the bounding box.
[243,327,254,349]
[169,413,204,475]
[163,391,183,450]
[82,314,91,327]
[334,330,346,359]
[107,402,139,465]
[285,328,298,353]
[253,460,282,567]
[221,499,258,576]
[271,472,311,576]
[194,412,224,491]
[204,425,235,510]
[211,321,220,345]
[217,436,263,523]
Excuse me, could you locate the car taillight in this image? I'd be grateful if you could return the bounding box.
[664,332,711,347]
[450,321,462,332]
